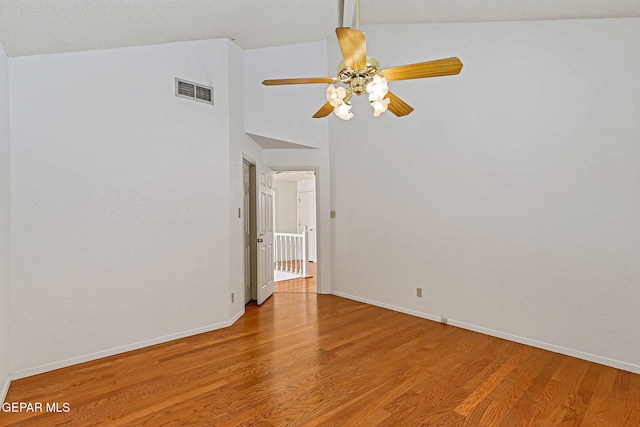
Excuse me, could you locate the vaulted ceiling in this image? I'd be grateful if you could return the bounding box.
[1,0,639,57]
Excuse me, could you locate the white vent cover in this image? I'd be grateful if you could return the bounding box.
[175,78,214,105]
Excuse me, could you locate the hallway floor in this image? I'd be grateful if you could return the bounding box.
[274,261,316,293]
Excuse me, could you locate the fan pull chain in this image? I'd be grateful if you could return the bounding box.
[356,0,360,30]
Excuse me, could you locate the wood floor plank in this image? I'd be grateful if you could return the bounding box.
[497,350,564,426]
[478,370,537,425]
[2,291,638,426]
[543,359,593,425]
[455,347,530,416]
[570,364,617,427]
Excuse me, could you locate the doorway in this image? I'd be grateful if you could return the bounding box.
[272,170,317,294]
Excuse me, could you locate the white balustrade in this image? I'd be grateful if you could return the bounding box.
[274,229,308,277]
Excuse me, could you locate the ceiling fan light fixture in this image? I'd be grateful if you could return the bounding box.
[262,10,463,120]
[326,84,347,108]
[334,101,353,120]
[371,97,390,117]
[366,75,388,102]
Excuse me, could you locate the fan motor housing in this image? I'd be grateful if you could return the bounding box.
[337,57,381,95]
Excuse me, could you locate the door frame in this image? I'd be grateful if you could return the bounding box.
[269,166,323,294]
[243,159,258,303]
[242,160,256,304]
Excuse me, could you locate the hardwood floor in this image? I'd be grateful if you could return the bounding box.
[2,293,639,426]
[274,261,317,294]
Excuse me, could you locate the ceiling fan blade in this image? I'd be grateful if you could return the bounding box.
[382,57,463,81]
[312,102,334,118]
[386,91,414,117]
[336,27,367,70]
[262,77,334,86]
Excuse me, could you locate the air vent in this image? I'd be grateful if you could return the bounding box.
[175,78,214,105]
[196,85,212,103]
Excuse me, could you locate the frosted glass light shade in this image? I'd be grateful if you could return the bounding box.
[366,75,388,102]
[326,85,347,108]
[371,97,390,116]
[334,102,353,120]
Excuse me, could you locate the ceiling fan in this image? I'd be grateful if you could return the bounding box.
[262,1,463,120]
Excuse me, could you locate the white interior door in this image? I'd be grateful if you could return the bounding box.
[298,190,317,262]
[257,167,274,305]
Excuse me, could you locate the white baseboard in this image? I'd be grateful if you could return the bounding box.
[228,309,244,325]
[10,312,246,381]
[1,375,9,404]
[331,290,442,322]
[446,319,640,375]
[331,291,640,375]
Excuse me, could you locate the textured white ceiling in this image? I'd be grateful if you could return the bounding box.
[0,0,639,57]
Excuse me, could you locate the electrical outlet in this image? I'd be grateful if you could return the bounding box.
[416,288,422,298]
[330,211,336,218]
[440,316,448,325]
[231,293,235,303]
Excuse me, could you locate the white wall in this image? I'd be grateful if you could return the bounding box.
[228,40,265,319]
[329,18,640,372]
[273,179,298,233]
[245,41,329,148]
[0,41,11,401]
[9,39,234,376]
